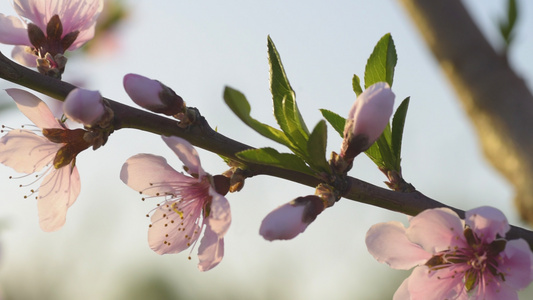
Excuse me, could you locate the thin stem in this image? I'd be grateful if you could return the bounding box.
[1,51,532,248]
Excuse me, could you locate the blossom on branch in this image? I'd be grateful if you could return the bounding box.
[0,0,104,76]
[365,206,533,299]
[260,195,326,241]
[120,136,231,271]
[0,89,92,231]
[340,82,394,162]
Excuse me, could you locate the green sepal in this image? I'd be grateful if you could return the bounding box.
[352,74,363,96]
[364,33,397,88]
[223,86,295,149]
[236,147,315,176]
[320,109,346,138]
[499,0,518,47]
[268,36,309,155]
[306,120,330,173]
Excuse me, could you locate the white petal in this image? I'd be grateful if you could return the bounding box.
[6,89,62,129]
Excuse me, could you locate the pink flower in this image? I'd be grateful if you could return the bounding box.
[0,0,104,75]
[366,206,533,299]
[120,136,231,271]
[340,82,394,161]
[0,89,91,231]
[123,73,186,116]
[260,195,326,241]
[63,88,105,126]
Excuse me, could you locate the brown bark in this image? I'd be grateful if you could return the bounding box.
[399,0,533,223]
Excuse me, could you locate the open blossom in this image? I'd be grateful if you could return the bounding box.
[366,206,533,299]
[0,0,104,75]
[0,89,91,231]
[340,82,394,162]
[120,136,231,271]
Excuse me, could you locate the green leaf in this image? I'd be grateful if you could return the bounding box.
[352,74,363,96]
[320,109,345,138]
[364,33,397,88]
[223,86,294,148]
[499,0,518,47]
[236,147,315,176]
[306,120,330,173]
[364,123,394,170]
[391,97,410,168]
[268,36,309,153]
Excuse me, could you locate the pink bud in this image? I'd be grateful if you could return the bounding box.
[123,73,185,116]
[259,195,325,241]
[340,82,395,160]
[63,88,105,126]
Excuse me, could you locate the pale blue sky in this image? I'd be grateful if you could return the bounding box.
[1,0,533,299]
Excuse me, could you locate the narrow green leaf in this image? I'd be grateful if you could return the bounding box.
[268,36,309,152]
[391,97,410,169]
[364,33,397,88]
[236,147,315,176]
[306,120,330,173]
[499,0,518,47]
[352,74,363,96]
[364,124,394,170]
[223,86,294,148]
[320,109,346,138]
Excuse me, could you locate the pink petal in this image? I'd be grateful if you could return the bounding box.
[0,13,31,45]
[162,136,205,177]
[206,188,231,236]
[123,73,165,109]
[366,221,432,270]
[197,226,224,271]
[0,129,60,173]
[407,266,465,300]
[347,82,395,143]
[259,201,309,241]
[500,239,533,290]
[480,283,518,300]
[120,154,196,197]
[465,206,510,243]
[6,89,62,129]
[37,164,81,232]
[63,88,104,126]
[11,46,38,67]
[406,208,466,253]
[148,201,201,255]
[392,277,411,300]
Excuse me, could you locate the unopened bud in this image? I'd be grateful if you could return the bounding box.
[259,195,326,241]
[340,82,394,161]
[63,88,106,126]
[123,73,186,116]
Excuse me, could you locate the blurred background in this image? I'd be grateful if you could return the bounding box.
[1,0,533,299]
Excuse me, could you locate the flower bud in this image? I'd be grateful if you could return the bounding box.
[259,195,326,241]
[123,73,185,116]
[63,88,105,126]
[340,82,394,161]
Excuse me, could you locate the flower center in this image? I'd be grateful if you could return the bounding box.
[42,127,91,169]
[425,227,507,292]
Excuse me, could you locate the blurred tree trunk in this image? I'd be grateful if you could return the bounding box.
[398,0,533,223]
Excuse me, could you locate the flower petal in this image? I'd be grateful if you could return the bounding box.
[37,164,81,232]
[406,208,466,253]
[6,89,62,129]
[0,129,60,173]
[407,266,465,300]
[0,13,31,45]
[120,154,196,197]
[392,277,411,300]
[206,188,231,236]
[11,46,38,67]
[148,201,201,255]
[500,239,533,290]
[162,136,204,177]
[366,221,432,270]
[197,226,224,271]
[259,201,309,241]
[465,206,510,243]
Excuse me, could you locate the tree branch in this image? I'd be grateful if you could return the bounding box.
[398,0,533,223]
[1,50,532,248]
